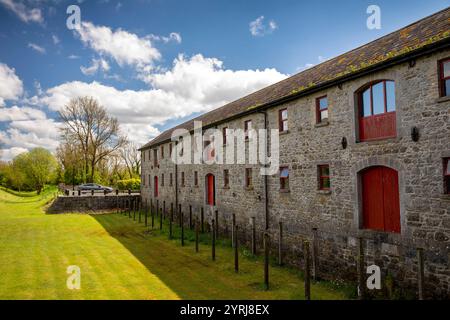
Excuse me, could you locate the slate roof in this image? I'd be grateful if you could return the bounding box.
[140,7,450,150]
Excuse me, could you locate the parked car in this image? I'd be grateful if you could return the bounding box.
[78,183,113,193]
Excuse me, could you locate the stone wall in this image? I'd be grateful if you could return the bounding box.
[141,48,450,298]
[47,195,140,214]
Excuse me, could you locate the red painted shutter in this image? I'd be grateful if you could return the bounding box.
[207,174,215,205]
[362,168,385,231]
[362,166,400,233]
[382,168,401,233]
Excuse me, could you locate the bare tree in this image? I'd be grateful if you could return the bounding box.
[119,140,141,178]
[58,97,126,183]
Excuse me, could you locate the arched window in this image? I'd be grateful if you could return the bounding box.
[358,80,396,141]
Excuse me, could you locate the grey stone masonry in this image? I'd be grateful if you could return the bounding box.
[141,49,450,298]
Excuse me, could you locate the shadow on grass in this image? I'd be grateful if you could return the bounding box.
[92,211,355,300]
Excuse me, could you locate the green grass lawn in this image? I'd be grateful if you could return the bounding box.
[0,188,352,300]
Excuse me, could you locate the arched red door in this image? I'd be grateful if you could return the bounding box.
[361,166,400,233]
[154,176,159,197]
[206,174,215,206]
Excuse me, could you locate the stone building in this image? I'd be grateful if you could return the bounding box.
[140,8,450,297]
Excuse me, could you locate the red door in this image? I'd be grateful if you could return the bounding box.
[154,176,158,197]
[361,166,400,233]
[206,174,215,206]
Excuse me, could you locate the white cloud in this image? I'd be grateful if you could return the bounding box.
[0,63,23,106]
[80,58,110,76]
[52,34,60,45]
[0,106,46,121]
[75,21,161,67]
[297,56,329,71]
[0,147,28,161]
[0,118,61,160]
[28,42,46,54]
[0,0,43,24]
[68,54,80,59]
[32,54,287,146]
[149,32,182,44]
[249,16,278,37]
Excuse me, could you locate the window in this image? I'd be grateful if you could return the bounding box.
[316,96,328,124]
[318,165,330,190]
[245,168,253,188]
[153,149,158,166]
[169,143,172,157]
[439,58,450,97]
[244,120,252,140]
[279,109,288,132]
[181,172,185,187]
[148,150,151,162]
[204,136,215,161]
[161,173,165,186]
[224,169,230,188]
[169,173,173,186]
[280,167,289,191]
[179,138,184,156]
[161,145,164,159]
[148,174,151,188]
[194,171,198,186]
[358,80,396,141]
[143,174,146,186]
[142,151,145,162]
[444,158,450,194]
[223,127,228,145]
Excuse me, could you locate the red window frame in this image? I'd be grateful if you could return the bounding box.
[223,127,228,145]
[244,120,252,140]
[245,168,252,187]
[280,166,289,191]
[316,96,328,124]
[224,169,229,187]
[194,171,198,186]
[358,80,396,141]
[181,172,185,187]
[444,158,450,194]
[439,58,450,97]
[279,109,288,132]
[318,165,330,190]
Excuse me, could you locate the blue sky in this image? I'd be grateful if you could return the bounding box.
[0,0,448,160]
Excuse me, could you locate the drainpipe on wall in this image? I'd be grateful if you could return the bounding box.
[258,110,269,230]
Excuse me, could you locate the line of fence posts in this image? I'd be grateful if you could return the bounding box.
[304,240,311,300]
[117,201,433,301]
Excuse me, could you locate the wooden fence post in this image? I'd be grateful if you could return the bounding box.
[189,205,193,230]
[145,204,148,226]
[195,219,199,253]
[163,201,166,221]
[151,203,154,229]
[304,240,311,300]
[159,206,163,230]
[128,200,131,219]
[417,248,425,300]
[252,217,256,255]
[264,232,269,290]
[215,210,219,238]
[232,214,236,247]
[169,212,173,239]
[357,237,365,300]
[179,204,182,227]
[312,228,318,281]
[278,221,283,266]
[170,203,174,222]
[181,211,184,246]
[234,224,239,273]
[133,200,136,221]
[201,207,204,233]
[138,201,141,223]
[211,219,216,261]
